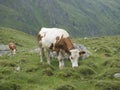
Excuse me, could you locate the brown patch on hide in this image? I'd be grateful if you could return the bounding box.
[37,33,43,47]
[64,37,74,50]
[9,42,16,50]
[37,33,42,41]
[54,36,73,55]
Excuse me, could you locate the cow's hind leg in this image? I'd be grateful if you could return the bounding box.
[40,48,44,62]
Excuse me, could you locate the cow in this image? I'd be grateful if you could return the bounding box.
[37,27,85,69]
[9,42,16,55]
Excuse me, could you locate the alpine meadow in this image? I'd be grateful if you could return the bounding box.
[0,0,120,90]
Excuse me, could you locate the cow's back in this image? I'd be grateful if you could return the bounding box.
[39,28,70,48]
[39,27,69,38]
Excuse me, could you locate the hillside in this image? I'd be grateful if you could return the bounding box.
[0,0,120,37]
[0,29,120,90]
[0,27,37,49]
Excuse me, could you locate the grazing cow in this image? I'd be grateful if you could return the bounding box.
[38,27,85,69]
[9,42,16,55]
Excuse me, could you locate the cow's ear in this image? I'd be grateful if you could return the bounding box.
[79,51,85,55]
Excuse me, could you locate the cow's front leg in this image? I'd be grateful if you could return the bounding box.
[58,51,64,69]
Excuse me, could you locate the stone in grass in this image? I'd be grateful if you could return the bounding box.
[113,73,120,78]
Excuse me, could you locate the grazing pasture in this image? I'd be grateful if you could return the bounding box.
[0,28,120,90]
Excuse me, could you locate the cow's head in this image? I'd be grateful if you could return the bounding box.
[69,49,85,68]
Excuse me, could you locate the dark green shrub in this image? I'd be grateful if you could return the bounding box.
[110,59,120,68]
[97,68,120,79]
[96,46,112,53]
[79,60,98,69]
[38,62,55,70]
[95,81,120,90]
[42,67,54,76]
[26,66,38,73]
[0,81,21,90]
[56,68,74,78]
[0,60,16,67]
[54,84,75,90]
[78,65,96,76]
[102,59,120,68]
[0,67,12,75]
[0,73,4,79]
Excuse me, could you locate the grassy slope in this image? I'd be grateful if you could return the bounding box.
[0,27,37,50]
[0,28,120,90]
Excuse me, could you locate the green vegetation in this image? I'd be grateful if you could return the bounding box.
[0,0,120,37]
[0,27,37,50]
[0,28,120,90]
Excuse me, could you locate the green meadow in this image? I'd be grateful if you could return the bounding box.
[0,27,120,90]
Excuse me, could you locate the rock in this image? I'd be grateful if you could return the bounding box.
[0,45,9,51]
[113,73,120,78]
[0,45,10,56]
[73,43,92,59]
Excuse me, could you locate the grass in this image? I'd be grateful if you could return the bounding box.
[0,27,120,90]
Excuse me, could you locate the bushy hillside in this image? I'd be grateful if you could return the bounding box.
[0,27,37,49]
[0,29,120,90]
[0,0,120,37]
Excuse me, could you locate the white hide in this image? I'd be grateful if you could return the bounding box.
[39,27,69,48]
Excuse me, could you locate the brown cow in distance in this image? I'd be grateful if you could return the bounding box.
[9,42,17,55]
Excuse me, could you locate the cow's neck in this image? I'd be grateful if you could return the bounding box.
[54,36,74,55]
[63,37,74,55]
[64,37,74,50]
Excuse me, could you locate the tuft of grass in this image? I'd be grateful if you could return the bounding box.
[96,68,120,80]
[95,80,120,90]
[0,81,21,90]
[102,59,120,68]
[0,60,16,67]
[77,65,96,77]
[56,68,75,78]
[54,84,75,90]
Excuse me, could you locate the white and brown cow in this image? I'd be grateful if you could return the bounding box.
[9,42,16,55]
[37,27,85,69]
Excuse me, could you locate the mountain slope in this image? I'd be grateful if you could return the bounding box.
[0,0,120,37]
[0,27,37,49]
